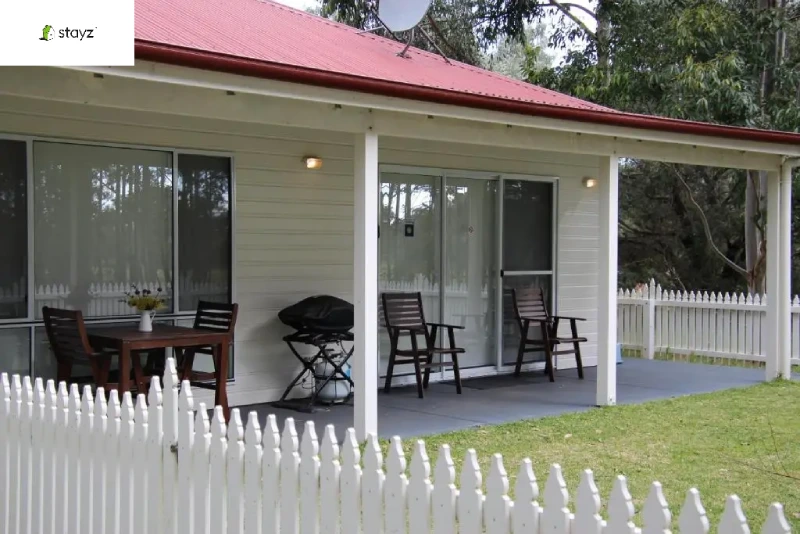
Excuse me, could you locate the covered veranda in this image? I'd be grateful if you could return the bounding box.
[241,358,767,440]
[1,22,798,441]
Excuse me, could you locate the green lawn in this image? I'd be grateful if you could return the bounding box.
[391,380,800,529]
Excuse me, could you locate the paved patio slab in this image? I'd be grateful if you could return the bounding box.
[235,359,765,441]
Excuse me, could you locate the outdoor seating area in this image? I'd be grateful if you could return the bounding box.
[40,301,238,419]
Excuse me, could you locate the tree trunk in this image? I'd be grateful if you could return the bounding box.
[595,0,612,87]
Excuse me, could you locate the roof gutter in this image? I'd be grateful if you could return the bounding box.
[135,41,800,147]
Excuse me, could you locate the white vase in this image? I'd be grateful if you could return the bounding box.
[139,310,154,332]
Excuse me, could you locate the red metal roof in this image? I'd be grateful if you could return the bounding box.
[134,0,800,146]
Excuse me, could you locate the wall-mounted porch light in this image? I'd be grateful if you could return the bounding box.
[303,156,323,170]
[582,176,598,188]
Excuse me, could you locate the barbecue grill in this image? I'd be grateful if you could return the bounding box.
[273,295,355,413]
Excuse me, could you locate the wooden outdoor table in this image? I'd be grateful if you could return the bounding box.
[87,324,231,420]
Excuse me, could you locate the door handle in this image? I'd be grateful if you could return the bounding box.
[500,270,504,277]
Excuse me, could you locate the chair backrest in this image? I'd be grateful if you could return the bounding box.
[381,292,426,333]
[42,306,94,363]
[193,301,239,335]
[511,287,550,327]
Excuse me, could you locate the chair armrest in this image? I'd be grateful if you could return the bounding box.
[427,322,465,330]
[552,315,587,322]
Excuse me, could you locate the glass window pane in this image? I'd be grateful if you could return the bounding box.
[378,173,441,377]
[178,155,232,311]
[0,140,28,320]
[33,142,173,318]
[444,177,497,369]
[502,180,553,272]
[0,328,30,376]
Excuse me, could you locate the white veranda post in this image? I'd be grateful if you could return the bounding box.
[353,131,379,440]
[778,162,793,378]
[596,156,619,406]
[766,170,781,380]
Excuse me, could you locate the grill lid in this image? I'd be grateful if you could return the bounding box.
[278,295,354,333]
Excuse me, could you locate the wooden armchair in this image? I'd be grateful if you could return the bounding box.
[177,301,238,386]
[381,292,465,398]
[510,287,586,382]
[42,306,145,391]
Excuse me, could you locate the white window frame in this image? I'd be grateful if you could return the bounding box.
[0,133,237,377]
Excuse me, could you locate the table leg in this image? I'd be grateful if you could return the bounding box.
[119,342,131,396]
[214,341,230,422]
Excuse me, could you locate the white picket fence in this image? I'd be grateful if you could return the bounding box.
[0,359,793,534]
[617,280,800,365]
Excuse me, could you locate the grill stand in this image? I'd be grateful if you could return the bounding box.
[272,331,355,413]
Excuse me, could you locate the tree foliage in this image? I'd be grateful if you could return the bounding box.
[317,0,800,293]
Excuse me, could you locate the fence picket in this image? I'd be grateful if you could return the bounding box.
[608,475,637,534]
[19,377,33,534]
[178,382,196,534]
[105,391,122,534]
[300,421,320,534]
[280,418,301,534]
[0,357,793,534]
[484,454,511,534]
[262,414,282,534]
[119,392,136,534]
[361,435,385,534]
[574,470,603,534]
[193,405,212,534]
[432,445,457,534]
[227,409,245,534]
[384,437,408,534]
[719,495,749,534]
[66,384,81,534]
[511,459,540,534]
[679,489,710,534]
[407,441,432,534]
[42,381,57,534]
[458,449,484,534]
[209,406,229,534]
[762,503,790,534]
[541,464,570,533]
[319,425,341,534]
[244,413,263,534]
[641,482,671,534]
[341,428,362,534]
[133,395,150,533]
[92,388,108,534]
[0,374,10,534]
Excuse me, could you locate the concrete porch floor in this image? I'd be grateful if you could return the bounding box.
[235,359,765,441]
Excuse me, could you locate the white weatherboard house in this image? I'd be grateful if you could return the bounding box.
[0,0,798,440]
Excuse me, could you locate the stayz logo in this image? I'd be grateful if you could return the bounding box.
[2,0,134,65]
[40,24,96,42]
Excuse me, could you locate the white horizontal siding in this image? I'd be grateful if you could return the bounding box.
[0,91,601,403]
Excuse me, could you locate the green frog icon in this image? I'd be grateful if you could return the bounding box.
[40,25,53,41]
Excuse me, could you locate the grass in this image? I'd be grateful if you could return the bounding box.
[385,380,800,529]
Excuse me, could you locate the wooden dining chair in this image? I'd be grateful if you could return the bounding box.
[381,292,465,398]
[510,287,587,382]
[42,306,145,391]
[177,301,238,385]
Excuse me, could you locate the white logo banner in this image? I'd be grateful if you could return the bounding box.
[0,0,134,66]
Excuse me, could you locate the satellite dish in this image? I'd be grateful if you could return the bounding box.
[378,0,432,33]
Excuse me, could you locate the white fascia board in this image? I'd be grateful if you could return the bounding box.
[64,61,800,159]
